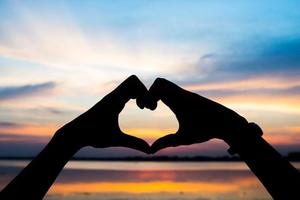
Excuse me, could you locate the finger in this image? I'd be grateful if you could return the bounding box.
[136,94,148,109]
[150,133,179,154]
[107,75,148,112]
[136,92,156,110]
[147,78,187,112]
[118,133,151,154]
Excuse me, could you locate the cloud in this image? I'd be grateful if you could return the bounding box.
[0,82,56,101]
[183,75,300,91]
[181,75,300,110]
[214,36,300,77]
[177,75,300,119]
[42,107,65,115]
[228,36,300,73]
[177,35,300,86]
[0,133,47,142]
[188,85,300,98]
[0,122,22,128]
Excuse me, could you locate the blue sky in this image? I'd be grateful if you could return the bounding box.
[0,0,300,157]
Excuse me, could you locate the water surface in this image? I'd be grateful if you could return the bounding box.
[1,160,299,200]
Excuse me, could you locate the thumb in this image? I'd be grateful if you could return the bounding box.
[150,133,179,154]
[118,133,151,154]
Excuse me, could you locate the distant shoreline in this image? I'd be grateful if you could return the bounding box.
[0,156,242,162]
[1,152,300,162]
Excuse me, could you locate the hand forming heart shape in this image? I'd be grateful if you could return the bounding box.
[60,75,249,154]
[138,77,249,154]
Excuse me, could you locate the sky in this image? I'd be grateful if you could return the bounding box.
[0,0,300,157]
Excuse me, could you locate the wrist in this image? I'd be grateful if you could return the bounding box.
[53,127,83,154]
[224,122,263,155]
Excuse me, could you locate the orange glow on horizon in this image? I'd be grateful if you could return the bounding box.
[1,124,299,148]
[49,181,240,194]
[0,124,59,137]
[122,128,177,143]
[263,135,300,145]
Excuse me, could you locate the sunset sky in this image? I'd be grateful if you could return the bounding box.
[0,0,300,157]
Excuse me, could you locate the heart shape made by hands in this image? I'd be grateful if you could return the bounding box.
[114,77,192,154]
[119,99,179,146]
[118,77,249,154]
[114,76,202,154]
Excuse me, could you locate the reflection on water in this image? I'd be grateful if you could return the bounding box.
[1,161,298,200]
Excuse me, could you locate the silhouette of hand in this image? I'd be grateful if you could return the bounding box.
[145,78,248,153]
[59,75,150,153]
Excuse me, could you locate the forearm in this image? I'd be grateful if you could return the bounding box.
[0,129,80,200]
[225,126,300,199]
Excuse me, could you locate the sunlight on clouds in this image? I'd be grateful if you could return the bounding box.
[183,75,300,116]
[0,1,203,109]
[184,75,300,91]
[225,102,300,115]
[0,2,199,75]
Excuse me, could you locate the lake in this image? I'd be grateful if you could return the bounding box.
[1,160,299,200]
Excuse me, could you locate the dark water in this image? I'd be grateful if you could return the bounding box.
[1,161,299,200]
